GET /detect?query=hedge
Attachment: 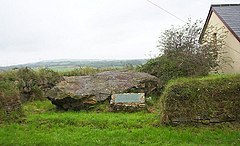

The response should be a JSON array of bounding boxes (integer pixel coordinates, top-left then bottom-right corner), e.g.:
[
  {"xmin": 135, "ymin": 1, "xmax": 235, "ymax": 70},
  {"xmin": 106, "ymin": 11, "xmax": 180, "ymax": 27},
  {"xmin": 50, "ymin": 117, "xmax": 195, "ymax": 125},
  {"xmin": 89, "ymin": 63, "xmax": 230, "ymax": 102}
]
[{"xmin": 160, "ymin": 74, "xmax": 240, "ymax": 125}]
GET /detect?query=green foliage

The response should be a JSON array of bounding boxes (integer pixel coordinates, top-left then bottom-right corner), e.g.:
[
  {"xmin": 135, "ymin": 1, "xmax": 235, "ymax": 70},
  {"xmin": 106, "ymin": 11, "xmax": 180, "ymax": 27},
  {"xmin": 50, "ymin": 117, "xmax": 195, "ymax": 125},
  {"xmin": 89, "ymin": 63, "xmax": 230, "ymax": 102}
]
[
  {"xmin": 139, "ymin": 56, "xmax": 185, "ymax": 91},
  {"xmin": 0, "ymin": 80, "xmax": 19, "ymax": 97},
  {"xmin": 37, "ymin": 68, "xmax": 62, "ymax": 91},
  {"xmin": 0, "ymin": 80, "xmax": 23, "ymax": 123},
  {"xmin": 139, "ymin": 54, "xmax": 210, "ymax": 92},
  {"xmin": 158, "ymin": 19, "xmax": 202, "ymax": 55},
  {"xmin": 0, "ymin": 67, "xmax": 62, "ymax": 102},
  {"xmin": 160, "ymin": 74, "xmax": 240, "ymax": 125},
  {"xmin": 15, "ymin": 67, "xmax": 42, "ymax": 101},
  {"xmin": 139, "ymin": 20, "xmax": 230, "ymax": 92},
  {"xmin": 0, "ymin": 67, "xmax": 118, "ymax": 104},
  {"xmin": 0, "ymin": 69, "xmax": 18, "ymax": 81}
]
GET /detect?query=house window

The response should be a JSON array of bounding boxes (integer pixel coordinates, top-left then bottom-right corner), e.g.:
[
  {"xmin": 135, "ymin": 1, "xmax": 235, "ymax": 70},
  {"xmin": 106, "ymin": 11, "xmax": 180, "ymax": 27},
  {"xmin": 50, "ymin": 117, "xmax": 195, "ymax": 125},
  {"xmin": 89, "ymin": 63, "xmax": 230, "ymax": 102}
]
[{"xmin": 213, "ymin": 33, "xmax": 217, "ymax": 46}]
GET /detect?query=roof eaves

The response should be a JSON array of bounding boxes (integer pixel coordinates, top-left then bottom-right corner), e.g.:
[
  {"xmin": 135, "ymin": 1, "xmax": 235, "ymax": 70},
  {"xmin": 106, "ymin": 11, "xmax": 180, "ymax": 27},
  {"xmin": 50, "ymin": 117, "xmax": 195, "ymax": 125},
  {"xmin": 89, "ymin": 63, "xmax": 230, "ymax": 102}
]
[
  {"xmin": 199, "ymin": 4, "xmax": 240, "ymax": 43},
  {"xmin": 212, "ymin": 7, "xmax": 240, "ymax": 43},
  {"xmin": 199, "ymin": 6, "xmax": 213, "ymax": 43}
]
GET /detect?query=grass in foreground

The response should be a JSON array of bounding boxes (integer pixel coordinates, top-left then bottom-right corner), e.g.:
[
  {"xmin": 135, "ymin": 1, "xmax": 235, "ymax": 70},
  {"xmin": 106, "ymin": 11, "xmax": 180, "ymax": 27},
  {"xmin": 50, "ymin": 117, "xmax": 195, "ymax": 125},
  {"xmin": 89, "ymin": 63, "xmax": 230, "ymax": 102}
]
[{"xmin": 0, "ymin": 101, "xmax": 239, "ymax": 145}]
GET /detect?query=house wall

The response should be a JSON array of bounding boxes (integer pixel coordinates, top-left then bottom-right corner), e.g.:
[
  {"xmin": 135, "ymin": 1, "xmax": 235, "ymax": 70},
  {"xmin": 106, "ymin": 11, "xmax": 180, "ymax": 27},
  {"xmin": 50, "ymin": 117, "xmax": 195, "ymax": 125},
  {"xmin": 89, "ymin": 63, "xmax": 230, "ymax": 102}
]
[{"xmin": 206, "ymin": 11, "xmax": 240, "ymax": 74}]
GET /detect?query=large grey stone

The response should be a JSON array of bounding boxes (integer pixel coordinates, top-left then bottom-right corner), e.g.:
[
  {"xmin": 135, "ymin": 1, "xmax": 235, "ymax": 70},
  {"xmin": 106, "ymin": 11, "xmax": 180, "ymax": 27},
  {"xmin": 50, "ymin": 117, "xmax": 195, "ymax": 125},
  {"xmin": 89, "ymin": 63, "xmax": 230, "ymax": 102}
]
[{"xmin": 47, "ymin": 70, "xmax": 158, "ymax": 110}]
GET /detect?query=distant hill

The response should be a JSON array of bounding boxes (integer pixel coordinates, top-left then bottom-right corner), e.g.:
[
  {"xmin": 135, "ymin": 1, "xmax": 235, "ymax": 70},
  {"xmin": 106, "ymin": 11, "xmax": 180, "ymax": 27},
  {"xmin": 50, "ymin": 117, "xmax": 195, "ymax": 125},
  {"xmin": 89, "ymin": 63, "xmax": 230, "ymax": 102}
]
[{"xmin": 0, "ymin": 59, "xmax": 147, "ymax": 71}]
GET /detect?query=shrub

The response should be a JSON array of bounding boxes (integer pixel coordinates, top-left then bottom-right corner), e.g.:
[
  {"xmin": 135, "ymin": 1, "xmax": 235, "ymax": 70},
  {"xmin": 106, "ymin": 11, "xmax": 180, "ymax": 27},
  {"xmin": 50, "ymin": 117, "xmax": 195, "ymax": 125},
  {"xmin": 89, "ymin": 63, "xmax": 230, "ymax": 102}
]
[
  {"xmin": 37, "ymin": 68, "xmax": 63, "ymax": 91},
  {"xmin": 139, "ymin": 54, "xmax": 210, "ymax": 93},
  {"xmin": 0, "ymin": 80, "xmax": 23, "ymax": 123},
  {"xmin": 16, "ymin": 67, "xmax": 42, "ymax": 101},
  {"xmin": 0, "ymin": 69, "xmax": 18, "ymax": 81},
  {"xmin": 160, "ymin": 74, "xmax": 240, "ymax": 125},
  {"xmin": 0, "ymin": 67, "xmax": 62, "ymax": 102},
  {"xmin": 139, "ymin": 20, "xmax": 231, "ymax": 93},
  {"xmin": 0, "ymin": 68, "xmax": 62, "ymax": 123}
]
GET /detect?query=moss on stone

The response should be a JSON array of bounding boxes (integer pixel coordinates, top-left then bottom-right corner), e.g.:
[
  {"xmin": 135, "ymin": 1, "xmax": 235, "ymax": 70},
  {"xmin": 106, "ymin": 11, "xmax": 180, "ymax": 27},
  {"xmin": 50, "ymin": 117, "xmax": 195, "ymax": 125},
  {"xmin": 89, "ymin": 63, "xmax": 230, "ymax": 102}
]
[{"xmin": 160, "ymin": 74, "xmax": 240, "ymax": 125}]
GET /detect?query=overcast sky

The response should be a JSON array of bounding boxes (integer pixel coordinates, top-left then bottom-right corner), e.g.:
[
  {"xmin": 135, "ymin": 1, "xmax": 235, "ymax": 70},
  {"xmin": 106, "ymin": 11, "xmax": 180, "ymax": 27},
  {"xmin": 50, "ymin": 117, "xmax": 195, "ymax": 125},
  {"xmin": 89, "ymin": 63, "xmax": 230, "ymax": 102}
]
[{"xmin": 0, "ymin": 0, "xmax": 239, "ymax": 66}]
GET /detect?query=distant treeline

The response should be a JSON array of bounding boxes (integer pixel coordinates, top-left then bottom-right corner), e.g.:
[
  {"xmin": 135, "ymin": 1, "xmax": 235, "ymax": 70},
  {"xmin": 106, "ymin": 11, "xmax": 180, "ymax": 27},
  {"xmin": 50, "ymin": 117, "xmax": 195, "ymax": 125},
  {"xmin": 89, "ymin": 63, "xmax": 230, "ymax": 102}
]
[{"xmin": 0, "ymin": 59, "xmax": 147, "ymax": 71}]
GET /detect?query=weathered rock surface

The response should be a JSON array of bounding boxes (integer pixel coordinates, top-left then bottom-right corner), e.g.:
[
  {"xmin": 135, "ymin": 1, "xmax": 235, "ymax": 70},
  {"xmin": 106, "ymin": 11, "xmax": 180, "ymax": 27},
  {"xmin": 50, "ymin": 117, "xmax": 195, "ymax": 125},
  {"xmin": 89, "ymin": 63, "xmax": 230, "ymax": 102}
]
[{"xmin": 47, "ymin": 70, "xmax": 158, "ymax": 110}]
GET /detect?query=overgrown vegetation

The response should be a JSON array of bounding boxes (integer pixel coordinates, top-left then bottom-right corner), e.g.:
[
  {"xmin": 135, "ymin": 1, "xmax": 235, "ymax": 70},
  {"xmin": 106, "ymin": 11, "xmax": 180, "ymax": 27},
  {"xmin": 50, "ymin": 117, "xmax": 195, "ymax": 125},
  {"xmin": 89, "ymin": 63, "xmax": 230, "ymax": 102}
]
[
  {"xmin": 138, "ymin": 20, "xmax": 231, "ymax": 92},
  {"xmin": 0, "ymin": 66, "xmax": 130, "ymax": 122},
  {"xmin": 0, "ymin": 67, "xmax": 62, "ymax": 102},
  {"xmin": 0, "ymin": 80, "xmax": 23, "ymax": 123},
  {"xmin": 16, "ymin": 67, "xmax": 43, "ymax": 101},
  {"xmin": 0, "ymin": 67, "xmax": 112, "ymax": 102},
  {"xmin": 160, "ymin": 74, "xmax": 240, "ymax": 125},
  {"xmin": 0, "ymin": 67, "xmax": 100, "ymax": 122}
]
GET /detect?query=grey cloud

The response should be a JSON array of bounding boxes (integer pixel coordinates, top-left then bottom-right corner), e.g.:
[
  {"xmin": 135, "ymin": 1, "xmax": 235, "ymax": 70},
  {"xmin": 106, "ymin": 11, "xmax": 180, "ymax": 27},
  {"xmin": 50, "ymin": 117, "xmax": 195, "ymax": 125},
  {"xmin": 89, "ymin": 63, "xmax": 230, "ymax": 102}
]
[{"xmin": 0, "ymin": 0, "xmax": 240, "ymax": 66}]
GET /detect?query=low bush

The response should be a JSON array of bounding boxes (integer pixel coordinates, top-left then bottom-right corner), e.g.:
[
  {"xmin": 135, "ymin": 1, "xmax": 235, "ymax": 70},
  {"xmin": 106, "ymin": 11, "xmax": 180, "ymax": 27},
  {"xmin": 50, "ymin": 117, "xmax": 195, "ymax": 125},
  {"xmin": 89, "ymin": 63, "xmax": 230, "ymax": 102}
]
[
  {"xmin": 0, "ymin": 69, "xmax": 18, "ymax": 81},
  {"xmin": 138, "ymin": 54, "xmax": 210, "ymax": 93},
  {"xmin": 0, "ymin": 67, "xmax": 62, "ymax": 102},
  {"xmin": 160, "ymin": 74, "xmax": 240, "ymax": 125},
  {"xmin": 37, "ymin": 68, "xmax": 63, "ymax": 92},
  {"xmin": 16, "ymin": 67, "xmax": 42, "ymax": 101},
  {"xmin": 0, "ymin": 80, "xmax": 23, "ymax": 123}
]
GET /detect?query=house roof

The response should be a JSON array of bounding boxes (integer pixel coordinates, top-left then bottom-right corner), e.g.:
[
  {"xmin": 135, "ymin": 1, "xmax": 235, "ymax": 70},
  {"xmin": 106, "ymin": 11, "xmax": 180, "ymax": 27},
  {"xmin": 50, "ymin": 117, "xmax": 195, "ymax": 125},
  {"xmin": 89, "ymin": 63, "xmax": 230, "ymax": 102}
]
[{"xmin": 199, "ymin": 4, "xmax": 240, "ymax": 43}]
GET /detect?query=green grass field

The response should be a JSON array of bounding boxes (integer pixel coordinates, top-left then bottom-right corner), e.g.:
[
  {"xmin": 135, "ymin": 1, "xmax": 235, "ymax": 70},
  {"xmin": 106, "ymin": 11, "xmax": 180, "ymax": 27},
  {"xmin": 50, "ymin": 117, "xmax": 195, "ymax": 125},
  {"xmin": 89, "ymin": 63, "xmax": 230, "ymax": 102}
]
[{"xmin": 0, "ymin": 101, "xmax": 239, "ymax": 145}]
